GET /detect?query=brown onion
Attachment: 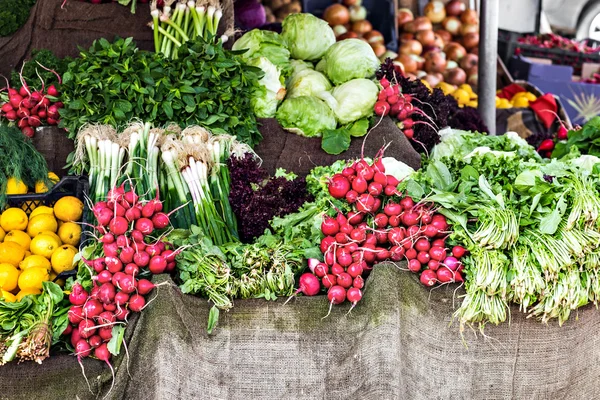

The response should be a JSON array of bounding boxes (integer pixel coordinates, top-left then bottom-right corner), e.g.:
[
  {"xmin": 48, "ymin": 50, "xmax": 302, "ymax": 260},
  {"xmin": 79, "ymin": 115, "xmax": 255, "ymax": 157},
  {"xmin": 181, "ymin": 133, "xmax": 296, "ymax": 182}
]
[
  {"xmin": 460, "ymin": 53, "xmax": 478, "ymax": 71},
  {"xmin": 333, "ymin": 25, "xmax": 348, "ymax": 37},
  {"xmin": 399, "ymin": 39, "xmax": 423, "ymax": 56},
  {"xmin": 324, "ymin": 4, "xmax": 350, "ymax": 26},
  {"xmin": 470, "ymin": 47, "xmax": 479, "ymax": 56},
  {"xmin": 444, "ymin": 42, "xmax": 466, "ymax": 61},
  {"xmin": 446, "ymin": 0, "xmax": 466, "ymax": 16},
  {"xmin": 381, "ymin": 50, "xmax": 398, "ymax": 60},
  {"xmin": 352, "ymin": 20, "xmax": 372, "ymax": 34},
  {"xmin": 468, "ymin": 73, "xmax": 478, "ymax": 88},
  {"xmin": 396, "ymin": 54, "xmax": 418, "ymax": 73},
  {"xmin": 400, "ymin": 32, "xmax": 415, "ymax": 41},
  {"xmin": 415, "ymin": 55, "xmax": 425, "ymax": 70},
  {"xmin": 462, "ymin": 32, "xmax": 479, "ymax": 50},
  {"xmin": 432, "ymin": 33, "xmax": 445, "ymax": 48},
  {"xmin": 416, "ymin": 30, "xmax": 435, "ymax": 47},
  {"xmin": 337, "ymin": 31, "xmax": 359, "ymax": 40},
  {"xmin": 424, "ymin": 1, "xmax": 446, "ymax": 24},
  {"xmin": 405, "ymin": 17, "xmax": 432, "ymax": 33},
  {"xmin": 435, "ymin": 29, "xmax": 452, "ymax": 43},
  {"xmin": 397, "ymin": 8, "xmax": 414, "ymax": 28},
  {"xmin": 444, "ymin": 67, "xmax": 467, "ymax": 85},
  {"xmin": 466, "ymin": 65, "xmax": 478, "ymax": 76},
  {"xmin": 442, "ymin": 16, "xmax": 462, "ymax": 36},
  {"xmin": 460, "ymin": 23, "xmax": 479, "ymax": 36},
  {"xmin": 349, "ymin": 5, "xmax": 367, "ymax": 22},
  {"xmin": 364, "ymin": 30, "xmax": 385, "ymax": 45},
  {"xmin": 461, "ymin": 9, "xmax": 479, "ymax": 25},
  {"xmin": 424, "ymin": 51, "xmax": 447, "ymax": 73},
  {"xmin": 343, "ymin": 0, "xmax": 358, "ymax": 6},
  {"xmin": 371, "ymin": 43, "xmax": 387, "ymax": 58}
]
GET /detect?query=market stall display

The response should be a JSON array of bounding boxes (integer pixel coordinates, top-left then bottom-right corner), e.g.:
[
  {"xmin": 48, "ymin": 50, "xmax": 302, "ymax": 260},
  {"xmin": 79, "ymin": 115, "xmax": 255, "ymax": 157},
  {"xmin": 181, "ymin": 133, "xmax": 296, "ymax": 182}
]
[{"xmin": 2, "ymin": 0, "xmax": 600, "ymax": 398}]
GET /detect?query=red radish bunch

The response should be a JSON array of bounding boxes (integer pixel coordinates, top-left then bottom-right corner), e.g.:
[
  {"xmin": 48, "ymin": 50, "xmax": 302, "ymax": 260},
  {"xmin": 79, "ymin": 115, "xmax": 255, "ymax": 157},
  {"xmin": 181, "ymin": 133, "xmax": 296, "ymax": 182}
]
[
  {"xmin": 0, "ymin": 75, "xmax": 63, "ymax": 137},
  {"xmin": 373, "ymin": 77, "xmax": 420, "ymax": 141},
  {"xmin": 537, "ymin": 124, "xmax": 569, "ymax": 159},
  {"xmin": 65, "ymin": 184, "xmax": 178, "ymax": 366},
  {"xmin": 300, "ymin": 155, "xmax": 467, "ymax": 313}
]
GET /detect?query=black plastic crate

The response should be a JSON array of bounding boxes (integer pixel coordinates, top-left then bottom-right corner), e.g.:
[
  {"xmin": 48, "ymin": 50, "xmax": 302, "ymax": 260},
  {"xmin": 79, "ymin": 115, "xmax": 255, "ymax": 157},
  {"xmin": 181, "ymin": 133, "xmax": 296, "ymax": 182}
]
[
  {"xmin": 6, "ymin": 176, "xmax": 89, "ymax": 281},
  {"xmin": 302, "ymin": 0, "xmax": 397, "ymax": 51},
  {"xmin": 498, "ymin": 30, "xmax": 600, "ymax": 76}
]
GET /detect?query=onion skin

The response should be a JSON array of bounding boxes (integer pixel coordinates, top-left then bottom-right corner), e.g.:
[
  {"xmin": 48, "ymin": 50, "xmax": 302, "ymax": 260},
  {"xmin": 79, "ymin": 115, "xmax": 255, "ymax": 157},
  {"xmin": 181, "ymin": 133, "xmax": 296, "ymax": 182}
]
[
  {"xmin": 337, "ymin": 31, "xmax": 358, "ymax": 40},
  {"xmin": 399, "ymin": 39, "xmax": 423, "ymax": 56},
  {"xmin": 462, "ymin": 32, "xmax": 479, "ymax": 50},
  {"xmin": 364, "ymin": 30, "xmax": 384, "ymax": 45},
  {"xmin": 352, "ymin": 19, "xmax": 372, "ymax": 34},
  {"xmin": 397, "ymin": 8, "xmax": 414, "ymax": 27},
  {"xmin": 444, "ymin": 67, "xmax": 467, "ymax": 85},
  {"xmin": 442, "ymin": 16, "xmax": 462, "ymax": 36},
  {"xmin": 371, "ymin": 43, "xmax": 387, "ymax": 58},
  {"xmin": 404, "ymin": 17, "xmax": 432, "ymax": 33},
  {"xmin": 396, "ymin": 54, "xmax": 418, "ymax": 73},
  {"xmin": 461, "ymin": 9, "xmax": 479, "ymax": 25},
  {"xmin": 446, "ymin": 0, "xmax": 466, "ymax": 16},
  {"xmin": 460, "ymin": 23, "xmax": 479, "ymax": 36},
  {"xmin": 323, "ymin": 4, "xmax": 350, "ymax": 26},
  {"xmin": 424, "ymin": 1, "xmax": 446, "ymax": 24},
  {"xmin": 435, "ymin": 29, "xmax": 452, "ymax": 44},
  {"xmin": 460, "ymin": 53, "xmax": 478, "ymax": 71},
  {"xmin": 424, "ymin": 51, "xmax": 447, "ymax": 74},
  {"xmin": 416, "ymin": 29, "xmax": 435, "ymax": 47},
  {"xmin": 432, "ymin": 33, "xmax": 445, "ymax": 48},
  {"xmin": 444, "ymin": 42, "xmax": 466, "ymax": 61}
]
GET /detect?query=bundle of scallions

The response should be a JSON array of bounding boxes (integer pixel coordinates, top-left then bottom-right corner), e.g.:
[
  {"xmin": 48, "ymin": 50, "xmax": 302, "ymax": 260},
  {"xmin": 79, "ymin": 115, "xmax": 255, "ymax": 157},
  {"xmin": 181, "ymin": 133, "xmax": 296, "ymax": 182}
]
[{"xmin": 150, "ymin": 0, "xmax": 226, "ymax": 59}]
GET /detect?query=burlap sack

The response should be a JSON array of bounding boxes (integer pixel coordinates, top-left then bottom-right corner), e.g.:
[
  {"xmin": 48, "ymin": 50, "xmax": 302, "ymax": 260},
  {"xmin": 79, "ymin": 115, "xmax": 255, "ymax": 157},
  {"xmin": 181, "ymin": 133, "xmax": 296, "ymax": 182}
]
[
  {"xmin": 0, "ymin": 0, "xmax": 234, "ymax": 78},
  {"xmin": 1, "ymin": 264, "xmax": 599, "ymax": 400},
  {"xmin": 254, "ymin": 117, "xmax": 422, "ymax": 176}
]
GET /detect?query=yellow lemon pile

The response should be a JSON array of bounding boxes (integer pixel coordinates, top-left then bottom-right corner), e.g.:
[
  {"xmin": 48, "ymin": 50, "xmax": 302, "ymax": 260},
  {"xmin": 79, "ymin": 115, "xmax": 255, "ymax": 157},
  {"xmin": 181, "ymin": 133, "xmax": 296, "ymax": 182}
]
[
  {"xmin": 436, "ymin": 82, "xmax": 478, "ymax": 108},
  {"xmin": 495, "ymin": 91, "xmax": 538, "ymax": 109},
  {"xmin": 0, "ymin": 195, "xmax": 83, "ymax": 302}
]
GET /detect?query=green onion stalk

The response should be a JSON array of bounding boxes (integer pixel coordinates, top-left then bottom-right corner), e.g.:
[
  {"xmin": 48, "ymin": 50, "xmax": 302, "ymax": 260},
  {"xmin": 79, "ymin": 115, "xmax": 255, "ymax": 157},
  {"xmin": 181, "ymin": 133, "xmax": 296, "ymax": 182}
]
[{"xmin": 151, "ymin": 0, "xmax": 224, "ymax": 59}]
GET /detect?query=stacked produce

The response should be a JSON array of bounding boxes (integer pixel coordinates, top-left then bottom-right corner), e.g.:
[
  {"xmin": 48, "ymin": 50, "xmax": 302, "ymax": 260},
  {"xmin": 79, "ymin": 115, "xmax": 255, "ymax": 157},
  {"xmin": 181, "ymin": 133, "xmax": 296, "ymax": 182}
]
[
  {"xmin": 233, "ymin": 13, "xmax": 380, "ymax": 154},
  {"xmin": 402, "ymin": 128, "xmax": 600, "ymax": 330},
  {"xmin": 396, "ymin": 0, "xmax": 478, "ymax": 91},
  {"xmin": 234, "ymin": 0, "xmax": 301, "ymax": 29},
  {"xmin": 320, "ymin": 0, "xmax": 388, "ymax": 58},
  {"xmin": 65, "ymin": 184, "xmax": 174, "ymax": 376}
]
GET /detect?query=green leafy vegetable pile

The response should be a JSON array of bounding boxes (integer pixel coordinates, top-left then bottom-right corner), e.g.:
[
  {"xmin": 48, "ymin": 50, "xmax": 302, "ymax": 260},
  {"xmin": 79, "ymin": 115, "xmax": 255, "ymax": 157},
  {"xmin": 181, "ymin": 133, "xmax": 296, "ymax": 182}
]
[
  {"xmin": 0, "ymin": 0, "xmax": 36, "ymax": 37},
  {"xmin": 552, "ymin": 116, "xmax": 600, "ymax": 159},
  {"xmin": 59, "ymin": 37, "xmax": 263, "ymax": 146},
  {"xmin": 403, "ymin": 129, "xmax": 600, "ymax": 330}
]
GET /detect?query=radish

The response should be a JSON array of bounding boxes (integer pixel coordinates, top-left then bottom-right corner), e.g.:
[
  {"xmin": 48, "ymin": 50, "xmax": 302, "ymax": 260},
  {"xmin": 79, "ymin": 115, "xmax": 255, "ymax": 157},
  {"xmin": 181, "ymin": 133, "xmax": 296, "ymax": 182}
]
[
  {"xmin": 339, "ymin": 224, "xmax": 353, "ymax": 235},
  {"xmin": 98, "ymin": 326, "xmax": 113, "ymax": 341},
  {"xmin": 437, "ymin": 266, "xmax": 455, "ymax": 283},
  {"xmin": 322, "ymin": 274, "xmax": 337, "ymax": 289},
  {"xmin": 114, "ymin": 203, "xmax": 127, "ymax": 217},
  {"xmin": 355, "ymin": 193, "xmax": 376, "ymax": 213},
  {"xmin": 347, "ymin": 262, "xmax": 364, "ymax": 278},
  {"xmin": 118, "ymin": 274, "xmax": 137, "ymax": 294},
  {"xmin": 131, "ymin": 230, "xmax": 144, "ymax": 244},
  {"xmin": 346, "ymin": 287, "xmax": 363, "ymax": 311},
  {"xmin": 401, "ymin": 211, "xmax": 419, "ymax": 226},
  {"xmin": 71, "ymin": 328, "xmax": 83, "ymax": 348},
  {"xmin": 368, "ymin": 182, "xmax": 383, "ymax": 196},
  {"xmin": 429, "ymin": 246, "xmax": 446, "ymax": 261},
  {"xmin": 78, "ymin": 319, "xmax": 96, "ymax": 339},
  {"xmin": 88, "ymin": 335, "xmax": 102, "ymax": 348},
  {"xmin": 327, "ymin": 285, "xmax": 347, "ymax": 305},
  {"xmin": 336, "ymin": 272, "xmax": 353, "ymax": 288},
  {"xmin": 420, "ymin": 269, "xmax": 437, "ymax": 287},
  {"xmin": 148, "ymin": 255, "xmax": 167, "ymax": 274},
  {"xmin": 328, "ymin": 174, "xmax": 351, "ymax": 199},
  {"xmin": 112, "ymin": 272, "xmax": 126, "ymax": 288},
  {"xmin": 345, "ymin": 190, "xmax": 358, "ymax": 204},
  {"xmin": 331, "ymin": 263, "xmax": 345, "ymax": 276},
  {"xmin": 103, "ymin": 303, "xmax": 117, "ymax": 312},
  {"xmin": 432, "ymin": 238, "xmax": 445, "ymax": 247},
  {"xmin": 415, "ymin": 238, "xmax": 431, "ymax": 252},
  {"xmin": 98, "ymin": 283, "xmax": 116, "ymax": 304},
  {"xmin": 355, "ymin": 161, "xmax": 374, "ymax": 181},
  {"xmin": 321, "ymin": 216, "xmax": 339, "ymax": 236},
  {"xmin": 336, "ymin": 248, "xmax": 353, "ymax": 267},
  {"xmin": 320, "ymin": 236, "xmax": 335, "ymax": 253},
  {"xmin": 68, "ymin": 306, "xmax": 85, "ymax": 324},
  {"xmin": 83, "ymin": 299, "xmax": 104, "ymax": 318},
  {"xmin": 387, "ymin": 227, "xmax": 405, "ymax": 245},
  {"xmin": 97, "ymin": 311, "xmax": 116, "ymax": 325},
  {"xmin": 115, "ymin": 291, "xmax": 129, "ymax": 307},
  {"xmin": 373, "ymin": 172, "xmax": 388, "ymax": 186},
  {"xmin": 452, "ymin": 245, "xmax": 466, "ymax": 258},
  {"xmin": 406, "ymin": 248, "xmax": 417, "ymax": 260},
  {"xmin": 105, "ymin": 257, "xmax": 123, "ymax": 274},
  {"xmin": 384, "ymin": 185, "xmax": 398, "ymax": 196},
  {"xmin": 347, "ymin": 211, "xmax": 364, "ymax": 225},
  {"xmin": 375, "ymin": 231, "xmax": 388, "ymax": 245},
  {"xmin": 390, "ymin": 245, "xmax": 405, "ymax": 261},
  {"xmin": 292, "ymin": 273, "xmax": 321, "ymax": 300},
  {"xmin": 119, "ymin": 247, "xmax": 135, "ymax": 264},
  {"xmin": 428, "ymin": 259, "xmax": 440, "ymax": 271},
  {"xmin": 342, "ymin": 166, "xmax": 355, "ymax": 177},
  {"xmin": 314, "ymin": 263, "xmax": 328, "ymax": 278},
  {"xmin": 128, "ymin": 294, "xmax": 146, "ymax": 312},
  {"xmin": 353, "ymin": 275, "xmax": 364, "ymax": 289},
  {"xmin": 101, "ymin": 233, "xmax": 115, "ymax": 244},
  {"xmin": 417, "ymin": 251, "xmax": 430, "ymax": 265},
  {"xmin": 443, "ymin": 256, "xmax": 460, "ymax": 271},
  {"xmin": 135, "ymin": 218, "xmax": 154, "ymax": 235},
  {"xmin": 103, "ymin": 242, "xmax": 118, "ymax": 258},
  {"xmin": 423, "ymin": 224, "xmax": 439, "ymax": 238},
  {"xmin": 350, "ymin": 228, "xmax": 366, "ymax": 242},
  {"xmin": 75, "ymin": 339, "xmax": 92, "ymax": 358},
  {"xmin": 125, "ymin": 207, "xmax": 141, "ymax": 222},
  {"xmin": 133, "ymin": 251, "xmax": 150, "ymax": 267},
  {"xmin": 346, "ymin": 242, "xmax": 358, "ymax": 254},
  {"xmin": 97, "ymin": 270, "xmax": 113, "ymax": 284},
  {"xmin": 124, "ymin": 263, "xmax": 140, "ymax": 276},
  {"xmin": 115, "ymin": 307, "xmax": 130, "ymax": 321},
  {"xmin": 97, "ymin": 208, "xmax": 113, "ymax": 226},
  {"xmin": 69, "ymin": 283, "xmax": 88, "ymax": 306},
  {"xmin": 137, "ymin": 279, "xmax": 156, "ymax": 295},
  {"xmin": 109, "ymin": 217, "xmax": 129, "ymax": 236},
  {"xmin": 352, "ymin": 176, "xmax": 368, "ymax": 194},
  {"xmin": 374, "ymin": 213, "xmax": 388, "ymax": 228},
  {"xmin": 400, "ymin": 197, "xmax": 415, "ymax": 210},
  {"xmin": 152, "ymin": 212, "xmax": 170, "ymax": 229}
]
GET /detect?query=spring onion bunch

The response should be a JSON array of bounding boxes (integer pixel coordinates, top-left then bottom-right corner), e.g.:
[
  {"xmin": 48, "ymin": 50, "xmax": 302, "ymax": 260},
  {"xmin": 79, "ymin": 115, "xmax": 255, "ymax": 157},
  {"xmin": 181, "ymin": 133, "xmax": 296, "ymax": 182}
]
[{"xmin": 151, "ymin": 0, "xmax": 225, "ymax": 59}]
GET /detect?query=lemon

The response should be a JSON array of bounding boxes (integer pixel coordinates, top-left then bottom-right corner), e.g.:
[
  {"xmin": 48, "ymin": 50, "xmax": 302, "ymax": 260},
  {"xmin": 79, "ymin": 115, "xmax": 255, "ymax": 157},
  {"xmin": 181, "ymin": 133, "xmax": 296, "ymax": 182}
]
[
  {"xmin": 35, "ymin": 172, "xmax": 60, "ymax": 194},
  {"xmin": 6, "ymin": 178, "xmax": 28, "ymax": 195},
  {"xmin": 24, "ymin": 250, "xmax": 31, "ymax": 258},
  {"xmin": 1, "ymin": 290, "xmax": 16, "ymax": 303},
  {"xmin": 512, "ymin": 97, "xmax": 530, "ymax": 108},
  {"xmin": 420, "ymin": 79, "xmax": 432, "ymax": 92},
  {"xmin": 524, "ymin": 92, "xmax": 537, "ymax": 102},
  {"xmin": 30, "ymin": 206, "xmax": 54, "ymax": 219},
  {"xmin": 495, "ymin": 96, "xmax": 502, "ymax": 107},
  {"xmin": 4, "ymin": 230, "xmax": 31, "ymax": 251},
  {"xmin": 452, "ymin": 89, "xmax": 470, "ymax": 105},
  {"xmin": 467, "ymin": 100, "xmax": 478, "ymax": 108},
  {"xmin": 30, "ymin": 234, "xmax": 60, "ymax": 259},
  {"xmin": 53, "ymin": 196, "xmax": 83, "ymax": 222},
  {"xmin": 497, "ymin": 98, "xmax": 512, "ymax": 109},
  {"xmin": 57, "ymin": 222, "xmax": 81, "ymax": 247},
  {"xmin": 27, "ymin": 214, "xmax": 58, "ymax": 237},
  {"xmin": 0, "ymin": 227, "xmax": 5, "ymax": 242},
  {"xmin": 436, "ymin": 82, "xmax": 455, "ymax": 96},
  {"xmin": 20, "ymin": 255, "xmax": 51, "ymax": 271},
  {"xmin": 18, "ymin": 267, "xmax": 49, "ymax": 291},
  {"xmin": 39, "ymin": 231, "xmax": 62, "ymax": 246},
  {"xmin": 0, "ymin": 242, "xmax": 25, "ymax": 266},
  {"xmin": 51, "ymin": 245, "xmax": 77, "ymax": 275},
  {"xmin": 0, "ymin": 263, "xmax": 20, "ymax": 291},
  {"xmin": 16, "ymin": 288, "xmax": 41, "ymax": 301},
  {"xmin": 0, "ymin": 208, "xmax": 28, "ymax": 232}
]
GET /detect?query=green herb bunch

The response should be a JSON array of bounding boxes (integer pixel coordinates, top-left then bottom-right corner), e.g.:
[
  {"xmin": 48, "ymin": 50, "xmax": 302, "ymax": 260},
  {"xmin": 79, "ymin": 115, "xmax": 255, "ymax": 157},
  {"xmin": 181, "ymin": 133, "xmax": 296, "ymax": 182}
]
[
  {"xmin": 59, "ymin": 37, "xmax": 264, "ymax": 146},
  {"xmin": 10, "ymin": 49, "xmax": 71, "ymax": 89},
  {"xmin": 0, "ymin": 0, "xmax": 36, "ymax": 37}
]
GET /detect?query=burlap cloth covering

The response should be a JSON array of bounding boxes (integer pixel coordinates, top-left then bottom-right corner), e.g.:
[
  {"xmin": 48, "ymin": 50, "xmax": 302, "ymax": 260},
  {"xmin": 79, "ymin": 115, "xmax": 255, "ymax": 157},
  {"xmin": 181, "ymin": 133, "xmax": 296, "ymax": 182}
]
[
  {"xmin": 1, "ymin": 263, "xmax": 599, "ymax": 399},
  {"xmin": 0, "ymin": 0, "xmax": 234, "ymax": 78}
]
